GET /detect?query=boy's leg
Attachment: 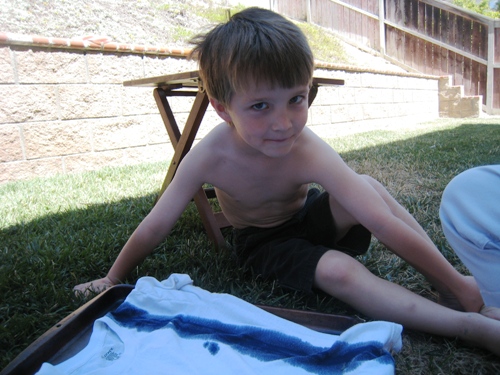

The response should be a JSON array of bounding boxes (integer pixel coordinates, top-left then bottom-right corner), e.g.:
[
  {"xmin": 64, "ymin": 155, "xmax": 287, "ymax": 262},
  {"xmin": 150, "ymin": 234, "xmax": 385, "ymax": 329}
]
[
  {"xmin": 330, "ymin": 175, "xmax": 491, "ymax": 316},
  {"xmin": 314, "ymin": 250, "xmax": 500, "ymax": 355}
]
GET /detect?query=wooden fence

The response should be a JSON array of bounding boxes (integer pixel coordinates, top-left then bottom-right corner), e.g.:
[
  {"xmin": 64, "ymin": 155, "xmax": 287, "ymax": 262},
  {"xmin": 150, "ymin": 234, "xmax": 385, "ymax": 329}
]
[{"xmin": 272, "ymin": 0, "xmax": 500, "ymax": 114}]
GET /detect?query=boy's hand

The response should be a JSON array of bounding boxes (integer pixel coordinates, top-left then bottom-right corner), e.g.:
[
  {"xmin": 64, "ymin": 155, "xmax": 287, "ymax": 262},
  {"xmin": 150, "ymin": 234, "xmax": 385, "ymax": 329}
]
[{"xmin": 73, "ymin": 276, "xmax": 114, "ymax": 297}]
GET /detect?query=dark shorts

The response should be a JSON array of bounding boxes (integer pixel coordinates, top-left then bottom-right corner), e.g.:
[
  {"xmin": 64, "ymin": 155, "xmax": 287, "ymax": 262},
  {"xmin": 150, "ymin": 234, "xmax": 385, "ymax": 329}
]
[{"xmin": 232, "ymin": 188, "xmax": 371, "ymax": 293}]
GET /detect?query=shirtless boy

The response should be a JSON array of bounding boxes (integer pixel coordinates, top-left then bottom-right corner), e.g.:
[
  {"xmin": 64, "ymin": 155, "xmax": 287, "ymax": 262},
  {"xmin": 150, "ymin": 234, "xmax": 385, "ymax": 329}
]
[{"xmin": 75, "ymin": 7, "xmax": 500, "ymax": 355}]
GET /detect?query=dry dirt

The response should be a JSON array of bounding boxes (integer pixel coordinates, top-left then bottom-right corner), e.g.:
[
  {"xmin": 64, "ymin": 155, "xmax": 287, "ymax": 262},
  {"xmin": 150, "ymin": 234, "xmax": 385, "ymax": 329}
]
[
  {"xmin": 0, "ymin": 0, "xmax": 216, "ymax": 47},
  {"xmin": 1, "ymin": 0, "xmax": 405, "ymax": 72}
]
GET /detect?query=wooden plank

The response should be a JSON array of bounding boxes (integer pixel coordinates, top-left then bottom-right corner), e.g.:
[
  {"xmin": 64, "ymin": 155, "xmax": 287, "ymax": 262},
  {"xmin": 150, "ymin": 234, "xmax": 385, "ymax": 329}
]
[
  {"xmin": 495, "ymin": 68, "xmax": 500, "ymax": 109},
  {"xmin": 455, "ymin": 51, "xmax": 464, "ymax": 86},
  {"xmin": 446, "ymin": 13, "xmax": 457, "ymax": 79},
  {"xmin": 360, "ymin": 0, "xmax": 368, "ymax": 45},
  {"xmin": 440, "ymin": 9, "xmax": 450, "ymax": 75},
  {"xmin": 355, "ymin": 1, "xmax": 362, "ymax": 44},
  {"xmin": 496, "ymin": 27, "xmax": 500, "ymax": 64},
  {"xmin": 404, "ymin": 33, "xmax": 417, "ymax": 70},
  {"xmin": 340, "ymin": 2, "xmax": 348, "ymax": 38},
  {"xmin": 462, "ymin": 18, "xmax": 473, "ymax": 55},
  {"xmin": 447, "ymin": 50, "xmax": 456, "ymax": 82},
  {"xmin": 432, "ymin": 5, "xmax": 442, "ymax": 75},
  {"xmin": 386, "ymin": 0, "xmax": 395, "ymax": 23},
  {"xmin": 394, "ymin": 0, "xmax": 403, "ymax": 27},
  {"xmin": 415, "ymin": 1, "xmax": 426, "ymax": 73},
  {"xmin": 440, "ymin": 43, "xmax": 449, "ymax": 75},
  {"xmin": 432, "ymin": 44, "xmax": 442, "ymax": 76},
  {"xmin": 407, "ymin": 0, "xmax": 418, "ymax": 32},
  {"xmin": 370, "ymin": 17, "xmax": 379, "ymax": 50},
  {"xmin": 424, "ymin": 4, "xmax": 434, "ymax": 75},
  {"xmin": 463, "ymin": 56, "xmax": 472, "ymax": 95},
  {"xmin": 385, "ymin": 25, "xmax": 396, "ymax": 60},
  {"xmin": 471, "ymin": 21, "xmax": 481, "ymax": 59},
  {"xmin": 417, "ymin": 0, "xmax": 491, "ymax": 24},
  {"xmin": 331, "ymin": 0, "xmax": 339, "ymax": 32},
  {"xmin": 124, "ymin": 70, "xmax": 199, "ymax": 87},
  {"xmin": 479, "ymin": 22, "xmax": 488, "ymax": 60},
  {"xmin": 479, "ymin": 62, "xmax": 487, "ymax": 104},
  {"xmin": 433, "ymin": 4, "xmax": 441, "ymax": 41},
  {"xmin": 470, "ymin": 59, "xmax": 480, "ymax": 96},
  {"xmin": 455, "ymin": 15, "xmax": 464, "ymax": 85},
  {"xmin": 348, "ymin": 7, "xmax": 355, "ymax": 41},
  {"xmin": 396, "ymin": 28, "xmax": 405, "ymax": 63}
]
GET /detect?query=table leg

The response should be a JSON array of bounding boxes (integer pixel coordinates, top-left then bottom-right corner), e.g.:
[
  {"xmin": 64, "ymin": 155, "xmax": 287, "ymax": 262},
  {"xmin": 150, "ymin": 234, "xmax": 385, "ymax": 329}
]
[{"xmin": 153, "ymin": 88, "xmax": 228, "ymax": 248}]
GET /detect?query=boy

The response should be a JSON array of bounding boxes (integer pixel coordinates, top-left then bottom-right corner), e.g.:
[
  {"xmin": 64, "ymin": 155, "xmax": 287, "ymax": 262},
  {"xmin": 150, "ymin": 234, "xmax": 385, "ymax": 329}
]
[{"xmin": 75, "ymin": 7, "xmax": 500, "ymax": 355}]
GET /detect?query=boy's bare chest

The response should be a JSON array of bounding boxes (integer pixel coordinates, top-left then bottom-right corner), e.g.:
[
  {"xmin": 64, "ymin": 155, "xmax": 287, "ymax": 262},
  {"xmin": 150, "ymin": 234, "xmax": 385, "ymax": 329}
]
[{"xmin": 212, "ymin": 153, "xmax": 306, "ymax": 206}]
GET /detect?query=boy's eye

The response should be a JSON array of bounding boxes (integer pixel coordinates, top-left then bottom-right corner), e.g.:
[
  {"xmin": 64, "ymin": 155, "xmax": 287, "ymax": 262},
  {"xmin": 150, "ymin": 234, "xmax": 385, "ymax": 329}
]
[
  {"xmin": 290, "ymin": 95, "xmax": 304, "ymax": 105},
  {"xmin": 252, "ymin": 102, "xmax": 268, "ymax": 111}
]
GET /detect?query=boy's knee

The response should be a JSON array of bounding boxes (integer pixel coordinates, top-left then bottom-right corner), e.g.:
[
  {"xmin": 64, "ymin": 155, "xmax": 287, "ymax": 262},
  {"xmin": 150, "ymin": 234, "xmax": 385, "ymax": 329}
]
[
  {"xmin": 315, "ymin": 250, "xmax": 358, "ymax": 289},
  {"xmin": 360, "ymin": 174, "xmax": 385, "ymax": 192}
]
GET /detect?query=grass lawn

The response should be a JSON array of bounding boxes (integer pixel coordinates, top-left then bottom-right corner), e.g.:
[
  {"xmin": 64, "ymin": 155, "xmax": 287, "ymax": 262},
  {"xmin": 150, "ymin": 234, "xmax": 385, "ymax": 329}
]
[{"xmin": 1, "ymin": 117, "xmax": 500, "ymax": 373}]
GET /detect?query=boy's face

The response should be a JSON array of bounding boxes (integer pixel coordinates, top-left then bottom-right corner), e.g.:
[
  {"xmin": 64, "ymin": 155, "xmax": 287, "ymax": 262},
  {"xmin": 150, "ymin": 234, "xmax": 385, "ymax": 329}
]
[{"xmin": 211, "ymin": 81, "xmax": 310, "ymax": 158}]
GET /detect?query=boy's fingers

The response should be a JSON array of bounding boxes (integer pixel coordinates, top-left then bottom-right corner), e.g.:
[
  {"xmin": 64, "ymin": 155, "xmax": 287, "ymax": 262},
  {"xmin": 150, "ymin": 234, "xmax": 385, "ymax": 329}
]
[{"xmin": 73, "ymin": 280, "xmax": 109, "ymax": 297}]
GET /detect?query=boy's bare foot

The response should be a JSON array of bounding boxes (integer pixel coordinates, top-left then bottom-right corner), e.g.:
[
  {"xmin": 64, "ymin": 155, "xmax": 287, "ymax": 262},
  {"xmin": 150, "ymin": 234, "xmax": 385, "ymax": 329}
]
[
  {"xmin": 437, "ymin": 276, "xmax": 486, "ymax": 313},
  {"xmin": 480, "ymin": 305, "xmax": 500, "ymax": 321},
  {"xmin": 437, "ymin": 289, "xmax": 464, "ymax": 311}
]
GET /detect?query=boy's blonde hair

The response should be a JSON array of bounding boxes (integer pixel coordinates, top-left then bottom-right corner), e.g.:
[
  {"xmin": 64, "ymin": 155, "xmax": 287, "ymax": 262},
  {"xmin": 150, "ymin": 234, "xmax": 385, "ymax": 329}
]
[{"xmin": 190, "ymin": 7, "xmax": 314, "ymax": 106}]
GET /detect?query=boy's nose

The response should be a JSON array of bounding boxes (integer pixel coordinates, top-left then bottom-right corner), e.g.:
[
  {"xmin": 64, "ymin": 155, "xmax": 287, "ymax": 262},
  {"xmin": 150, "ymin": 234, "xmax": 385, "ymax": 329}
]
[{"xmin": 271, "ymin": 110, "xmax": 292, "ymax": 131}]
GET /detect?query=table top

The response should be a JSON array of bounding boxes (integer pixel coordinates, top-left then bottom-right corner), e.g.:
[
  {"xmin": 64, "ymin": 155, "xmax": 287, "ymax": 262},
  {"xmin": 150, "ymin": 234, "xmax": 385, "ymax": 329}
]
[{"xmin": 123, "ymin": 70, "xmax": 344, "ymax": 89}]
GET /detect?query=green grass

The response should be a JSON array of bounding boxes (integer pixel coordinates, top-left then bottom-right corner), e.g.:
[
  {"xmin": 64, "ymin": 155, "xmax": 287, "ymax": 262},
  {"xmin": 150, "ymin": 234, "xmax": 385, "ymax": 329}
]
[
  {"xmin": 1, "ymin": 118, "xmax": 500, "ymax": 373},
  {"xmin": 297, "ymin": 21, "xmax": 348, "ymax": 63}
]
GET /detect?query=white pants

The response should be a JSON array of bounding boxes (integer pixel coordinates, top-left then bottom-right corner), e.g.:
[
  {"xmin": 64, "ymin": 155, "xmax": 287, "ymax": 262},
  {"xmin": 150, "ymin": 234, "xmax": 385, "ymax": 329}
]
[{"xmin": 440, "ymin": 165, "xmax": 500, "ymax": 307}]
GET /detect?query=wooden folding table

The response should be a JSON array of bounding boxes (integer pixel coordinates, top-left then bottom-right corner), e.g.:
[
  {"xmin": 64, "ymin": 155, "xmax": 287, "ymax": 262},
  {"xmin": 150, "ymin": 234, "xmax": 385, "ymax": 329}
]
[{"xmin": 123, "ymin": 71, "xmax": 344, "ymax": 248}]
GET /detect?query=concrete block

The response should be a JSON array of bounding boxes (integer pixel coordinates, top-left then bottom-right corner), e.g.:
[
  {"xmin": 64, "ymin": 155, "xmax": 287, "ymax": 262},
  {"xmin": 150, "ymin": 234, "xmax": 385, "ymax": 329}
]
[
  {"xmin": 0, "ymin": 85, "xmax": 59, "ymax": 123},
  {"xmin": 92, "ymin": 117, "xmax": 151, "ymax": 151},
  {"xmin": 310, "ymin": 105, "xmax": 331, "ymax": 125},
  {"xmin": 144, "ymin": 55, "xmax": 197, "ymax": 78},
  {"xmin": 0, "ymin": 125, "xmax": 23, "ymax": 162},
  {"xmin": 458, "ymin": 96, "xmax": 481, "ymax": 118},
  {"xmin": 87, "ymin": 52, "xmax": 144, "ymax": 84},
  {"xmin": 438, "ymin": 76, "xmax": 453, "ymax": 91},
  {"xmin": 439, "ymin": 86, "xmax": 464, "ymax": 100},
  {"xmin": 168, "ymin": 96, "xmax": 196, "ymax": 114},
  {"xmin": 121, "ymin": 86, "xmax": 159, "ymax": 116},
  {"xmin": 23, "ymin": 120, "xmax": 92, "ymax": 159},
  {"xmin": 314, "ymin": 86, "xmax": 341, "ymax": 106},
  {"xmin": 0, "ymin": 47, "xmax": 15, "ymax": 83},
  {"xmin": 0, "ymin": 158, "xmax": 63, "ymax": 183},
  {"xmin": 15, "ymin": 48, "xmax": 87, "ymax": 84},
  {"xmin": 63, "ymin": 149, "xmax": 125, "ymax": 173},
  {"xmin": 58, "ymin": 84, "xmax": 121, "ymax": 119},
  {"xmin": 123, "ymin": 144, "xmax": 174, "ymax": 165}
]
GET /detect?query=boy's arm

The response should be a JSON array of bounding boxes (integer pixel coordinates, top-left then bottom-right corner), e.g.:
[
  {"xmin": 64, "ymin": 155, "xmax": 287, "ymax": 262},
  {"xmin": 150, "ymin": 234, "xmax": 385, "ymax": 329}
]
[
  {"xmin": 307, "ymin": 134, "xmax": 478, "ymax": 308},
  {"xmin": 74, "ymin": 147, "xmax": 209, "ymax": 295}
]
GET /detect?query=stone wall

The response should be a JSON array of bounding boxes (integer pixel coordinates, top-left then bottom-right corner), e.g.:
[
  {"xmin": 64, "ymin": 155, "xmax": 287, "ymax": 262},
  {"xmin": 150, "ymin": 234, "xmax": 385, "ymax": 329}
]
[{"xmin": 0, "ymin": 34, "xmax": 440, "ymax": 183}]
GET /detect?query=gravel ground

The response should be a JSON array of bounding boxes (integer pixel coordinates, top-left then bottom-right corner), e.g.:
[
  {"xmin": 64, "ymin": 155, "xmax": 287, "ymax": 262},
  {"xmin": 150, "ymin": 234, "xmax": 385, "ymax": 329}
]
[
  {"xmin": 0, "ymin": 0, "xmax": 406, "ymax": 72},
  {"xmin": 0, "ymin": 0, "xmax": 217, "ymax": 47}
]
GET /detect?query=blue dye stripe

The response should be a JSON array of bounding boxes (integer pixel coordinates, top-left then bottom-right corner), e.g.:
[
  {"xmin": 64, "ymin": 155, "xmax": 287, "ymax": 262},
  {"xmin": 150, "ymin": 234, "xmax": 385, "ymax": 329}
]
[{"xmin": 109, "ymin": 302, "xmax": 393, "ymax": 374}]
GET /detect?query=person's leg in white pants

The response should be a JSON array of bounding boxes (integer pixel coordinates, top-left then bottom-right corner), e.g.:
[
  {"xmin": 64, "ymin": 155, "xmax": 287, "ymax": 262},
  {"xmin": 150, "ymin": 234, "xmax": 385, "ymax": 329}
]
[{"xmin": 440, "ymin": 165, "xmax": 500, "ymax": 307}]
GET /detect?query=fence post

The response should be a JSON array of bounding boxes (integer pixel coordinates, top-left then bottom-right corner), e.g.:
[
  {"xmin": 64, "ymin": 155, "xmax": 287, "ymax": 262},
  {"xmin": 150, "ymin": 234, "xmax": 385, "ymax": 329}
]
[
  {"xmin": 486, "ymin": 19, "xmax": 494, "ymax": 114},
  {"xmin": 306, "ymin": 0, "xmax": 311, "ymax": 23},
  {"xmin": 379, "ymin": 0, "xmax": 386, "ymax": 55}
]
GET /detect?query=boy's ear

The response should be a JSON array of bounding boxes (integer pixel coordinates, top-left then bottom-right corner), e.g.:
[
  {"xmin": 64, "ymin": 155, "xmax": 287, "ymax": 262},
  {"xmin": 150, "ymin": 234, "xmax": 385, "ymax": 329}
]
[{"xmin": 210, "ymin": 98, "xmax": 232, "ymax": 123}]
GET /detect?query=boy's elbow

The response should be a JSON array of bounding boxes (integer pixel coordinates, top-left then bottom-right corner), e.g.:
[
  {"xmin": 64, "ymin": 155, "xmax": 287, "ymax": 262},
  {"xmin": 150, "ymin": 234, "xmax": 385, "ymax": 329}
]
[{"xmin": 132, "ymin": 221, "xmax": 167, "ymax": 251}]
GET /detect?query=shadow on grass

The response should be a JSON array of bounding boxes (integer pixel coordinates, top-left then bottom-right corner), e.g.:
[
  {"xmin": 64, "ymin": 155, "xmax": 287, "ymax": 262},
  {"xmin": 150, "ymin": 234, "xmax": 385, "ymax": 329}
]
[{"xmin": 1, "ymin": 122, "xmax": 499, "ymax": 371}]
